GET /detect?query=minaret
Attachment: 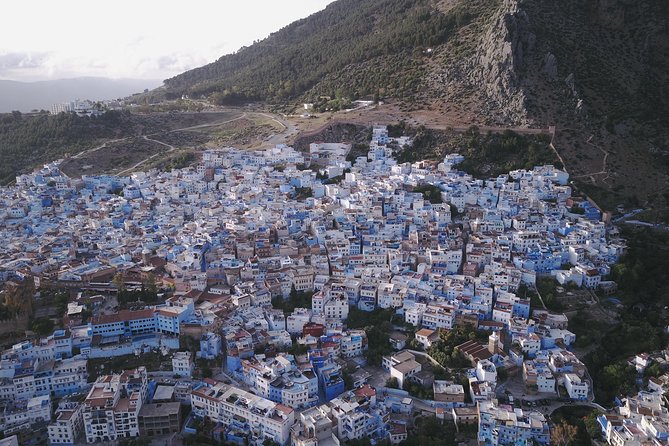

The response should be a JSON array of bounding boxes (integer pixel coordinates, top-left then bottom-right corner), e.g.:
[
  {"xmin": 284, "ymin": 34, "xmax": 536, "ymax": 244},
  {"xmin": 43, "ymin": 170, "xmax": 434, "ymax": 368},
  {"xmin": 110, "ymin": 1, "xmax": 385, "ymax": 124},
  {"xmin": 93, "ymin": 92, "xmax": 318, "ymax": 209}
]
[
  {"xmin": 488, "ymin": 331, "xmax": 501, "ymax": 354},
  {"xmin": 142, "ymin": 247, "xmax": 151, "ymax": 265}
]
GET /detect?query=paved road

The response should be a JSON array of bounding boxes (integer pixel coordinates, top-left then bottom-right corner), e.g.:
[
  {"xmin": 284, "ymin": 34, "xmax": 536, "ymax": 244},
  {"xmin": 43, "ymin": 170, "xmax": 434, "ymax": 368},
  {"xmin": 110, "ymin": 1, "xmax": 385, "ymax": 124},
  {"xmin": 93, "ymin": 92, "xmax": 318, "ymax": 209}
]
[{"xmin": 260, "ymin": 113, "xmax": 300, "ymax": 147}]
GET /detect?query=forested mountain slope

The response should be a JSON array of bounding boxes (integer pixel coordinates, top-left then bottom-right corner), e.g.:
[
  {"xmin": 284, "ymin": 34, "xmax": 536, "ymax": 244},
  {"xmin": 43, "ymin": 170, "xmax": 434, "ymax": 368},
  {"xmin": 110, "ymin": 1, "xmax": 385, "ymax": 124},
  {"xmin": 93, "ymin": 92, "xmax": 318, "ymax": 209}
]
[{"xmin": 163, "ymin": 0, "xmax": 497, "ymax": 103}]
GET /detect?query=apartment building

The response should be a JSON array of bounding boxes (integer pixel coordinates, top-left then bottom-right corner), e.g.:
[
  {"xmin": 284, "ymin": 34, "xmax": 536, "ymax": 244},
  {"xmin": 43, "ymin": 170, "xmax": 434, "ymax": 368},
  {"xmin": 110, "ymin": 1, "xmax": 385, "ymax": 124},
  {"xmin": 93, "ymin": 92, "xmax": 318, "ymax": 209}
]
[
  {"xmin": 47, "ymin": 398, "xmax": 84, "ymax": 445},
  {"xmin": 81, "ymin": 367, "xmax": 148, "ymax": 443},
  {"xmin": 477, "ymin": 400, "xmax": 550, "ymax": 446},
  {"xmin": 138, "ymin": 402, "xmax": 182, "ymax": 436},
  {"xmin": 191, "ymin": 380, "xmax": 295, "ymax": 445},
  {"xmin": 172, "ymin": 351, "xmax": 194, "ymax": 378}
]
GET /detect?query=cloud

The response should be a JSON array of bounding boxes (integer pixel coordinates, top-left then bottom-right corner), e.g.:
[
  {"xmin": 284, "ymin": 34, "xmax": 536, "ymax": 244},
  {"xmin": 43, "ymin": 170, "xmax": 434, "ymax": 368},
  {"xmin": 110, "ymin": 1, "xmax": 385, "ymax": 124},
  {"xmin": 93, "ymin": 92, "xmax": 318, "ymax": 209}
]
[
  {"xmin": 0, "ymin": 51, "xmax": 50, "ymax": 76},
  {"xmin": 155, "ymin": 53, "xmax": 209, "ymax": 73},
  {"xmin": 0, "ymin": 1, "xmax": 337, "ymax": 81},
  {"xmin": 157, "ymin": 55, "xmax": 181, "ymax": 71}
]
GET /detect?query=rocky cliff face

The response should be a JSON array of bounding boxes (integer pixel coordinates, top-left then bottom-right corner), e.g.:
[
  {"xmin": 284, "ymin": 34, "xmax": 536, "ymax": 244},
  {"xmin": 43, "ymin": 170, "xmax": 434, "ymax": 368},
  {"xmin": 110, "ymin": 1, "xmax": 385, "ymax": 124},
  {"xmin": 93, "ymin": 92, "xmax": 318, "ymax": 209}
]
[
  {"xmin": 467, "ymin": 0, "xmax": 534, "ymax": 126},
  {"xmin": 425, "ymin": 0, "xmax": 668, "ymax": 205}
]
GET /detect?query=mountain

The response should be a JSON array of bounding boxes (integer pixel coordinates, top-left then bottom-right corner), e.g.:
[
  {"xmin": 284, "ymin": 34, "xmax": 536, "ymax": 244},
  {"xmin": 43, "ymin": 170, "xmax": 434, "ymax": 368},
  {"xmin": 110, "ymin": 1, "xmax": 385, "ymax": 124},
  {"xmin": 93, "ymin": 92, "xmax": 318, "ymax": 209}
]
[
  {"xmin": 163, "ymin": 0, "xmax": 495, "ymax": 103},
  {"xmin": 164, "ymin": 0, "xmax": 669, "ymax": 209},
  {"xmin": 0, "ymin": 77, "xmax": 162, "ymax": 112}
]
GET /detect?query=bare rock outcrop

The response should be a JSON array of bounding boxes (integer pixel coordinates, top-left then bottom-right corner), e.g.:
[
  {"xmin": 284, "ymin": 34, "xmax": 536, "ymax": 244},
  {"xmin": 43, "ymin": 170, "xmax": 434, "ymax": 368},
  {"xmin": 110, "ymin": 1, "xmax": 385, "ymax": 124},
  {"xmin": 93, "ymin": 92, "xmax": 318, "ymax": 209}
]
[
  {"xmin": 467, "ymin": 0, "xmax": 535, "ymax": 126},
  {"xmin": 542, "ymin": 53, "xmax": 558, "ymax": 80}
]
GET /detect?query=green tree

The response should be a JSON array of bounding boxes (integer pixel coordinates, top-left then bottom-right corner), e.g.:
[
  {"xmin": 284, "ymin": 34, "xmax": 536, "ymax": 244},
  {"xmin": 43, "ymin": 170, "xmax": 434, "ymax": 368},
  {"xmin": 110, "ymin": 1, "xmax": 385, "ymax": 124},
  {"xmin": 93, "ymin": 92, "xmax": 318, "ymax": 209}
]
[
  {"xmin": 386, "ymin": 377, "xmax": 399, "ymax": 388},
  {"xmin": 399, "ymin": 416, "xmax": 456, "ymax": 446},
  {"xmin": 644, "ymin": 362, "xmax": 663, "ymax": 378},
  {"xmin": 599, "ymin": 362, "xmax": 636, "ymax": 399},
  {"xmin": 112, "ymin": 271, "xmax": 126, "ymax": 292},
  {"xmin": 584, "ymin": 413, "xmax": 603, "ymax": 440},
  {"xmin": 142, "ymin": 272, "xmax": 158, "ymax": 294},
  {"xmin": 31, "ymin": 317, "xmax": 55, "ymax": 336},
  {"xmin": 343, "ymin": 369, "xmax": 354, "ymax": 390}
]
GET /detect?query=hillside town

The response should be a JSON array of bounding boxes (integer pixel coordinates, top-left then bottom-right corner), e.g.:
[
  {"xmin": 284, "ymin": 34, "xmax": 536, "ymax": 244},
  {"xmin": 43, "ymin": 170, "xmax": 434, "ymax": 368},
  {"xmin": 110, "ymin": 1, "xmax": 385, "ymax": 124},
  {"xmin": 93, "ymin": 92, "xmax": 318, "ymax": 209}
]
[{"xmin": 0, "ymin": 125, "xmax": 654, "ymax": 446}]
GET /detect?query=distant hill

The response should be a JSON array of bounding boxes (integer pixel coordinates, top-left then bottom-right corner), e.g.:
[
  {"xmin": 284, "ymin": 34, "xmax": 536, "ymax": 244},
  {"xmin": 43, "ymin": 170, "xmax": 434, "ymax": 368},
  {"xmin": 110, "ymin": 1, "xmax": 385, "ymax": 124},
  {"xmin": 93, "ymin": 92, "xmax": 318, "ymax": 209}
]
[{"xmin": 0, "ymin": 77, "xmax": 161, "ymax": 112}]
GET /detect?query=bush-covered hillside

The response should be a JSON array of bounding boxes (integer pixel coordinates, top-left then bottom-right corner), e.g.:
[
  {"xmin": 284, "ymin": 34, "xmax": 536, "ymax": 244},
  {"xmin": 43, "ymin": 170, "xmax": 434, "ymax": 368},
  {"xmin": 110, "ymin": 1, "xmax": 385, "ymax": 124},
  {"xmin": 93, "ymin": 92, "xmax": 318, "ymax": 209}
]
[
  {"xmin": 0, "ymin": 110, "xmax": 233, "ymax": 184},
  {"xmin": 163, "ymin": 0, "xmax": 496, "ymax": 103},
  {"xmin": 394, "ymin": 124, "xmax": 558, "ymax": 178},
  {"xmin": 0, "ymin": 111, "xmax": 136, "ymax": 184}
]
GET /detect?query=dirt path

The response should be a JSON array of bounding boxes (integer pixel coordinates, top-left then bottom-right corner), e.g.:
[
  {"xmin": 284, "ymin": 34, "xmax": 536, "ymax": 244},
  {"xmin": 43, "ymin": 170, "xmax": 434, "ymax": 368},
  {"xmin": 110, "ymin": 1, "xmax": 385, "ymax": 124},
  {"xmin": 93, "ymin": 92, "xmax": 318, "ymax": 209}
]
[
  {"xmin": 263, "ymin": 114, "xmax": 300, "ymax": 146},
  {"xmin": 572, "ymin": 134, "xmax": 611, "ymax": 185},
  {"xmin": 156, "ymin": 113, "xmax": 248, "ymax": 134},
  {"xmin": 110, "ymin": 113, "xmax": 251, "ymax": 176},
  {"xmin": 115, "ymin": 135, "xmax": 179, "ymax": 176},
  {"xmin": 71, "ymin": 137, "xmax": 130, "ymax": 160}
]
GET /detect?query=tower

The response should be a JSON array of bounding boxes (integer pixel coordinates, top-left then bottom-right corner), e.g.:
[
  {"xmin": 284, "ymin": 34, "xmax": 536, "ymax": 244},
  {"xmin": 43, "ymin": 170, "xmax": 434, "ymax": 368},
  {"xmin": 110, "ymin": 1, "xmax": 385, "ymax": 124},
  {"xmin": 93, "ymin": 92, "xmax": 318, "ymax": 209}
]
[{"xmin": 488, "ymin": 331, "xmax": 502, "ymax": 355}]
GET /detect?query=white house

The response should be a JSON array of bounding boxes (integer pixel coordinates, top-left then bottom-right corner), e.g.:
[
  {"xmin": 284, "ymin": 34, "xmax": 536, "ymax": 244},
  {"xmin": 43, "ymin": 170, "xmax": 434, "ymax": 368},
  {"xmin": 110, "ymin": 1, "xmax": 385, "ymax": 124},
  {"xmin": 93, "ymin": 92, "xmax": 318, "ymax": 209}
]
[
  {"xmin": 172, "ymin": 351, "xmax": 194, "ymax": 378},
  {"xmin": 564, "ymin": 373, "xmax": 588, "ymax": 400}
]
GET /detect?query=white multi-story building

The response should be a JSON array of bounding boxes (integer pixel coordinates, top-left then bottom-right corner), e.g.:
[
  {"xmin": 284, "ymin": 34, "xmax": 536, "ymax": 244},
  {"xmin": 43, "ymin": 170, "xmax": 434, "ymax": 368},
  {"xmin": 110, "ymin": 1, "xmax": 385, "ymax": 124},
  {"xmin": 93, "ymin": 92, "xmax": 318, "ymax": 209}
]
[
  {"xmin": 339, "ymin": 330, "xmax": 367, "ymax": 358},
  {"xmin": 323, "ymin": 297, "xmax": 349, "ymax": 320},
  {"xmin": 523, "ymin": 360, "xmax": 556, "ymax": 395},
  {"xmin": 172, "ymin": 351, "xmax": 194, "ymax": 378},
  {"xmin": 404, "ymin": 304, "xmax": 426, "ymax": 327},
  {"xmin": 475, "ymin": 359, "xmax": 497, "ymax": 384},
  {"xmin": 382, "ymin": 351, "xmax": 421, "ymax": 388},
  {"xmin": 0, "ymin": 394, "xmax": 51, "ymax": 434},
  {"xmin": 421, "ymin": 304, "xmax": 455, "ymax": 330},
  {"xmin": 564, "ymin": 373, "xmax": 589, "ymax": 401},
  {"xmin": 90, "ymin": 297, "xmax": 194, "ymax": 338},
  {"xmin": 427, "ymin": 249, "xmax": 462, "ymax": 273},
  {"xmin": 287, "ymin": 308, "xmax": 311, "ymax": 335},
  {"xmin": 82, "ymin": 367, "xmax": 147, "ymax": 443},
  {"xmin": 291, "ymin": 268, "xmax": 315, "ymax": 292},
  {"xmin": 191, "ymin": 380, "xmax": 295, "ymax": 445},
  {"xmin": 477, "ymin": 400, "xmax": 550, "ymax": 446},
  {"xmin": 516, "ymin": 333, "xmax": 541, "ymax": 357},
  {"xmin": 290, "ymin": 404, "xmax": 337, "ymax": 446},
  {"xmin": 48, "ymin": 399, "xmax": 84, "ymax": 445},
  {"xmin": 199, "ymin": 332, "xmax": 222, "ymax": 359},
  {"xmin": 329, "ymin": 386, "xmax": 387, "ymax": 442}
]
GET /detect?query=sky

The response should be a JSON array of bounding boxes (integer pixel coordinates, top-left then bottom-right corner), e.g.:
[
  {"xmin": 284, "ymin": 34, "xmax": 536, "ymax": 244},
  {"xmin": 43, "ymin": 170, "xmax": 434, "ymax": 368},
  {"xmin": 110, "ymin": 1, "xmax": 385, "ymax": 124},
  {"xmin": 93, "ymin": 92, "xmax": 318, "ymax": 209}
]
[{"xmin": 1, "ymin": 0, "xmax": 336, "ymax": 83}]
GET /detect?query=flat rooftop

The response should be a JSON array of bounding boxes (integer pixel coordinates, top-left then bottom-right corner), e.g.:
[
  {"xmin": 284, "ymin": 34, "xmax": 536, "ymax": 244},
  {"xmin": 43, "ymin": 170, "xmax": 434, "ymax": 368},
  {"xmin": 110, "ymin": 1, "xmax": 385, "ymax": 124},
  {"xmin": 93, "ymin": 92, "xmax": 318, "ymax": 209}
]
[
  {"xmin": 153, "ymin": 385, "xmax": 175, "ymax": 402},
  {"xmin": 139, "ymin": 402, "xmax": 181, "ymax": 418}
]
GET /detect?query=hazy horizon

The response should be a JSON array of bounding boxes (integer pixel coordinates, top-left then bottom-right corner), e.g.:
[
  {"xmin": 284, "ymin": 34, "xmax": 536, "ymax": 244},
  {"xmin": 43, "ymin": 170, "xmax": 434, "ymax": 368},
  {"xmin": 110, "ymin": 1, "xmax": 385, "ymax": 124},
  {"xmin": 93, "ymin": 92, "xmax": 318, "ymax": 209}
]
[
  {"xmin": 1, "ymin": 0, "xmax": 336, "ymax": 82},
  {"xmin": 0, "ymin": 77, "xmax": 163, "ymax": 112}
]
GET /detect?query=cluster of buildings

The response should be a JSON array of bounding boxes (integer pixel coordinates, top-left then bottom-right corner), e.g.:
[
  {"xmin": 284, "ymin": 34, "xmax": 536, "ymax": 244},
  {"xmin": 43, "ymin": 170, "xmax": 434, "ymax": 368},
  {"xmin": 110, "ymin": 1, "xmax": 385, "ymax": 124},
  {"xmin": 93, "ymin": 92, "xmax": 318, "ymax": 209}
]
[
  {"xmin": 595, "ymin": 351, "xmax": 669, "ymax": 446},
  {"xmin": 477, "ymin": 400, "xmax": 550, "ymax": 446},
  {"xmin": 47, "ymin": 366, "xmax": 183, "ymax": 444},
  {"xmin": 0, "ymin": 124, "xmax": 629, "ymax": 445},
  {"xmin": 0, "ymin": 331, "xmax": 88, "ymax": 436},
  {"xmin": 49, "ymin": 100, "xmax": 104, "ymax": 117}
]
